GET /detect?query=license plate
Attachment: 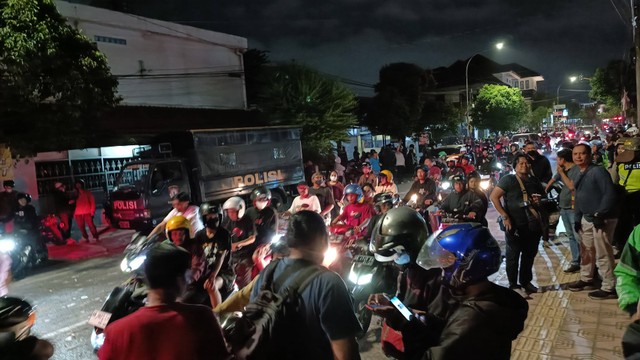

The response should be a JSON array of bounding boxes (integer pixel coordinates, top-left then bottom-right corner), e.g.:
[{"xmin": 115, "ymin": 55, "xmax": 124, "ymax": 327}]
[
  {"xmin": 88, "ymin": 310, "xmax": 112, "ymax": 329},
  {"xmin": 118, "ymin": 221, "xmax": 130, "ymax": 229},
  {"xmin": 354, "ymin": 255, "xmax": 375, "ymax": 266}
]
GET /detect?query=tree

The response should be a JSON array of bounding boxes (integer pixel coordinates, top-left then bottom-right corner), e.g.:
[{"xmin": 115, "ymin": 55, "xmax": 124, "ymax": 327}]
[
  {"xmin": 421, "ymin": 100, "xmax": 462, "ymax": 141},
  {"xmin": 366, "ymin": 63, "xmax": 434, "ymax": 138},
  {"xmin": 0, "ymin": 0, "xmax": 119, "ymax": 155},
  {"xmin": 257, "ymin": 63, "xmax": 358, "ymax": 161},
  {"xmin": 243, "ymin": 49, "xmax": 270, "ymax": 107},
  {"xmin": 470, "ymin": 85, "xmax": 528, "ymax": 132},
  {"xmin": 524, "ymin": 106, "xmax": 550, "ymax": 130},
  {"xmin": 589, "ymin": 60, "xmax": 634, "ymax": 108}
]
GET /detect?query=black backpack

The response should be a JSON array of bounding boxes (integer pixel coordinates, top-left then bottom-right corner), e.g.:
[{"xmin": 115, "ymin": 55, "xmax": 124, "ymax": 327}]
[{"xmin": 223, "ymin": 259, "xmax": 325, "ymax": 360}]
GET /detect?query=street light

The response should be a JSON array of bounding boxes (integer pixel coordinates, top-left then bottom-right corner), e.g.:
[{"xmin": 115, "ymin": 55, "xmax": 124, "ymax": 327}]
[
  {"xmin": 465, "ymin": 42, "xmax": 505, "ymax": 136},
  {"xmin": 556, "ymin": 76, "xmax": 577, "ymax": 104}
]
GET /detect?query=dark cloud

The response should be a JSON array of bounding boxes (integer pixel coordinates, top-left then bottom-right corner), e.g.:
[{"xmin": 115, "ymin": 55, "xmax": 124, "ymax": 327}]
[{"xmin": 79, "ymin": 0, "xmax": 632, "ymax": 95}]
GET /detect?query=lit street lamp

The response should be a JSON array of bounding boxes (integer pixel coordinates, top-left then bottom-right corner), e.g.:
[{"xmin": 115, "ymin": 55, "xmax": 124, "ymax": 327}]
[
  {"xmin": 465, "ymin": 42, "xmax": 504, "ymax": 136},
  {"xmin": 556, "ymin": 76, "xmax": 577, "ymax": 104}
]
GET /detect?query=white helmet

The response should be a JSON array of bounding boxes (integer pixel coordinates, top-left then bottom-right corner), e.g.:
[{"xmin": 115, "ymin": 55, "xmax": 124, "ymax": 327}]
[
  {"xmin": 223, "ymin": 196, "xmax": 245, "ymax": 218},
  {"xmin": 626, "ymin": 126, "xmax": 639, "ymax": 136}
]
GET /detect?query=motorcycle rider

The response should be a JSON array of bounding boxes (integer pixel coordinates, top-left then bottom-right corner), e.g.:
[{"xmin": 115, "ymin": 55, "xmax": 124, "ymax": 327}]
[
  {"xmin": 366, "ymin": 193, "xmax": 395, "ymax": 239},
  {"xmin": 332, "ymin": 184, "xmax": 373, "ymax": 233},
  {"xmin": 0, "ymin": 180, "xmax": 18, "ymax": 230},
  {"xmin": 466, "ymin": 172, "xmax": 489, "ymax": 226},
  {"xmin": 375, "ymin": 170, "xmax": 398, "ymax": 195},
  {"xmin": 459, "ymin": 155, "xmax": 476, "ymax": 175},
  {"xmin": 368, "ymin": 207, "xmax": 446, "ymax": 359},
  {"xmin": 149, "ymin": 192, "xmax": 204, "ymax": 239},
  {"xmin": 14, "ymin": 193, "xmax": 38, "ymax": 232},
  {"xmin": 284, "ymin": 181, "xmax": 321, "ymax": 216},
  {"xmin": 415, "ymin": 223, "xmax": 529, "ymax": 359},
  {"xmin": 358, "ymin": 161, "xmax": 378, "ymax": 188},
  {"xmin": 476, "ymin": 148, "xmax": 494, "ymax": 174},
  {"xmin": 222, "ymin": 196, "xmax": 256, "ymax": 288},
  {"xmin": 403, "ymin": 166, "xmax": 437, "ymax": 208},
  {"xmin": 440, "ymin": 174, "xmax": 484, "ymax": 222},
  {"xmin": 506, "ymin": 143, "xmax": 520, "ymax": 165},
  {"xmin": 190, "ymin": 203, "xmax": 234, "ymax": 308},
  {"xmin": 244, "ymin": 186, "xmax": 279, "ymax": 276}
]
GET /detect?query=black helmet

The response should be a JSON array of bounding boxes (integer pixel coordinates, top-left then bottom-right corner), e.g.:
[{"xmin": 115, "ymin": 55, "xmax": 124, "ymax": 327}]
[
  {"xmin": 370, "ymin": 207, "xmax": 429, "ymax": 265},
  {"xmin": 0, "ymin": 297, "xmax": 35, "ymax": 340},
  {"xmin": 450, "ymin": 174, "xmax": 466, "ymax": 183},
  {"xmin": 17, "ymin": 193, "xmax": 32, "ymax": 203},
  {"xmin": 250, "ymin": 186, "xmax": 272, "ymax": 201},
  {"xmin": 467, "ymin": 171, "xmax": 480, "ymax": 180},
  {"xmin": 373, "ymin": 193, "xmax": 394, "ymax": 207},
  {"xmin": 2, "ymin": 180, "xmax": 14, "ymax": 188},
  {"xmin": 200, "ymin": 202, "xmax": 222, "ymax": 217}
]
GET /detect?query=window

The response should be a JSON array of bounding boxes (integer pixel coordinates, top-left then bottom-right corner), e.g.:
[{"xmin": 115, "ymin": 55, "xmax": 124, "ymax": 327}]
[
  {"xmin": 94, "ymin": 35, "xmax": 127, "ymax": 45},
  {"xmin": 150, "ymin": 162, "xmax": 183, "ymax": 192},
  {"xmin": 513, "ymin": 79, "xmax": 519, "ymax": 88},
  {"xmin": 219, "ymin": 152, "xmax": 237, "ymax": 167},
  {"xmin": 520, "ymin": 81, "xmax": 524, "ymax": 89},
  {"xmin": 273, "ymin": 147, "xmax": 286, "ymax": 159},
  {"xmin": 525, "ymin": 80, "xmax": 530, "ymax": 90}
]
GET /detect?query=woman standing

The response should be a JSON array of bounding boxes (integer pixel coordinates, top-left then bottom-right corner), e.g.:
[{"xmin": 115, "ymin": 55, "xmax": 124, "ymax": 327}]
[{"xmin": 328, "ymin": 170, "xmax": 345, "ymax": 220}]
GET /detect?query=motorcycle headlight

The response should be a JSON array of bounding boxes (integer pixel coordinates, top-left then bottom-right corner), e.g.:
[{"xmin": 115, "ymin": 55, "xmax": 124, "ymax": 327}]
[
  {"xmin": 410, "ymin": 194, "xmax": 418, "ymax": 203},
  {"xmin": 271, "ymin": 234, "xmax": 283, "ymax": 244},
  {"xmin": 0, "ymin": 238, "xmax": 16, "ymax": 253},
  {"xmin": 322, "ymin": 246, "xmax": 338, "ymax": 267},
  {"xmin": 441, "ymin": 182, "xmax": 451, "ymax": 190},
  {"xmin": 496, "ymin": 163, "xmax": 503, "ymax": 169},
  {"xmin": 119, "ymin": 258, "xmax": 129, "ymax": 272},
  {"xmin": 120, "ymin": 255, "xmax": 146, "ymax": 272},
  {"xmin": 348, "ymin": 271, "xmax": 373, "ymax": 285},
  {"xmin": 480, "ymin": 180, "xmax": 490, "ymax": 190}
]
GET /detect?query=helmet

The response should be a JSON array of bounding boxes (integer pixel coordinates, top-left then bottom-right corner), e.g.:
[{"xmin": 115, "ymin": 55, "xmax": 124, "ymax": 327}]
[
  {"xmin": 250, "ymin": 186, "xmax": 272, "ymax": 201},
  {"xmin": 165, "ymin": 215, "xmax": 190, "ymax": 238},
  {"xmin": 223, "ymin": 196, "xmax": 246, "ymax": 219},
  {"xmin": 75, "ymin": 179, "xmax": 85, "ymax": 188},
  {"xmin": 466, "ymin": 171, "xmax": 480, "ymax": 180},
  {"xmin": 361, "ymin": 161, "xmax": 371, "ymax": 168},
  {"xmin": 17, "ymin": 193, "xmax": 32, "ymax": 203},
  {"xmin": 438, "ymin": 151, "xmax": 447, "ymax": 158},
  {"xmin": 417, "ymin": 223, "xmax": 501, "ymax": 289},
  {"xmin": 0, "ymin": 297, "xmax": 35, "ymax": 341},
  {"xmin": 627, "ymin": 126, "xmax": 639, "ymax": 136},
  {"xmin": 373, "ymin": 193, "xmax": 394, "ymax": 207},
  {"xmin": 379, "ymin": 170, "xmax": 393, "ymax": 182},
  {"xmin": 344, "ymin": 184, "xmax": 364, "ymax": 203},
  {"xmin": 2, "ymin": 180, "xmax": 14, "ymax": 188},
  {"xmin": 415, "ymin": 165, "xmax": 429, "ymax": 174},
  {"xmin": 370, "ymin": 207, "xmax": 429, "ymax": 265},
  {"xmin": 460, "ymin": 147, "xmax": 467, "ymax": 153},
  {"xmin": 200, "ymin": 202, "xmax": 221, "ymax": 218},
  {"xmin": 450, "ymin": 174, "xmax": 466, "ymax": 184}
]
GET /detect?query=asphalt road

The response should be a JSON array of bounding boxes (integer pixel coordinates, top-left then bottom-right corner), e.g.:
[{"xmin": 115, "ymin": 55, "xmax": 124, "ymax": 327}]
[{"xmin": 8, "ymin": 256, "xmax": 129, "ymax": 360}]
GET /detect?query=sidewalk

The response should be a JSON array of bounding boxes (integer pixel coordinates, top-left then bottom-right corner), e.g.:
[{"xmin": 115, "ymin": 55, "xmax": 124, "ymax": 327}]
[{"xmin": 47, "ymin": 226, "xmax": 135, "ymax": 261}]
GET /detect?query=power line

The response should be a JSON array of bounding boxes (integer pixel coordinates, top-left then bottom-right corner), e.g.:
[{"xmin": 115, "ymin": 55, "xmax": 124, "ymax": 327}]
[{"xmin": 609, "ymin": 0, "xmax": 633, "ymax": 29}]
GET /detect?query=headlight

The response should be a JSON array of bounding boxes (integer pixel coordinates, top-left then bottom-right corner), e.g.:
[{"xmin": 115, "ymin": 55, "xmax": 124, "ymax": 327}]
[
  {"xmin": 496, "ymin": 163, "xmax": 503, "ymax": 169},
  {"xmin": 322, "ymin": 247, "xmax": 338, "ymax": 267},
  {"xmin": 480, "ymin": 180, "xmax": 490, "ymax": 190},
  {"xmin": 410, "ymin": 194, "xmax": 418, "ymax": 203},
  {"xmin": 0, "ymin": 239, "xmax": 16, "ymax": 253},
  {"xmin": 441, "ymin": 182, "xmax": 451, "ymax": 190},
  {"xmin": 271, "ymin": 234, "xmax": 283, "ymax": 244},
  {"xmin": 120, "ymin": 255, "xmax": 146, "ymax": 272},
  {"xmin": 348, "ymin": 270, "xmax": 373, "ymax": 285}
]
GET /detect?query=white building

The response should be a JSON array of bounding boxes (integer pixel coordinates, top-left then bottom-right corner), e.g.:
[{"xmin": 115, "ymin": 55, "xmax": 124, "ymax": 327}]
[{"xmin": 55, "ymin": 1, "xmax": 248, "ymax": 109}]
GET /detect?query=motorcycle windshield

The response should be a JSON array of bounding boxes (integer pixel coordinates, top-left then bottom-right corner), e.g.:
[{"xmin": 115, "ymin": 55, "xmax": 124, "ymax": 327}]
[{"xmin": 416, "ymin": 230, "xmax": 457, "ymax": 271}]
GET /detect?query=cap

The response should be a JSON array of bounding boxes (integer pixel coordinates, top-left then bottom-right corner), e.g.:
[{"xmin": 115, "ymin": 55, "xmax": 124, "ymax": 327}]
[
  {"xmin": 617, "ymin": 137, "xmax": 640, "ymax": 163},
  {"xmin": 171, "ymin": 192, "xmax": 190, "ymax": 202}
]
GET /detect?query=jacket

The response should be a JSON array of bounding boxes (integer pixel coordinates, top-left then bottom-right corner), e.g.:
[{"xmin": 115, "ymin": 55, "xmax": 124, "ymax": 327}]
[
  {"xmin": 440, "ymin": 189, "xmax": 483, "ymax": 218},
  {"xmin": 528, "ymin": 153, "xmax": 553, "ymax": 183},
  {"xmin": 74, "ymin": 189, "xmax": 96, "ymax": 216},
  {"xmin": 574, "ymin": 165, "xmax": 618, "ymax": 222},
  {"xmin": 423, "ymin": 283, "xmax": 529, "ymax": 360},
  {"xmin": 615, "ymin": 224, "xmax": 640, "ymax": 314}
]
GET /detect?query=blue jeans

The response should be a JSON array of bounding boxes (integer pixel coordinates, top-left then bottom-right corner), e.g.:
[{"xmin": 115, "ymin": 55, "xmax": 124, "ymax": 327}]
[{"xmin": 560, "ymin": 208, "xmax": 580, "ymax": 266}]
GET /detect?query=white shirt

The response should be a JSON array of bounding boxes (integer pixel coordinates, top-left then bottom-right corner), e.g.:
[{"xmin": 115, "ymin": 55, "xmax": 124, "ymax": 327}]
[
  {"xmin": 375, "ymin": 183, "xmax": 398, "ymax": 195},
  {"xmin": 395, "ymin": 152, "xmax": 406, "ymax": 167},
  {"xmin": 288, "ymin": 195, "xmax": 321, "ymax": 214},
  {"xmin": 163, "ymin": 205, "xmax": 204, "ymax": 238}
]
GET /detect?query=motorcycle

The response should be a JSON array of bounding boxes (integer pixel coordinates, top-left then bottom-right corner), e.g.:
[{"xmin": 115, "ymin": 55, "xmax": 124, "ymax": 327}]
[
  {"xmin": 0, "ymin": 227, "xmax": 48, "ymax": 279},
  {"xmin": 41, "ymin": 214, "xmax": 69, "ymax": 246},
  {"xmin": 89, "ymin": 232, "xmax": 161, "ymax": 352},
  {"xmin": 346, "ymin": 239, "xmax": 398, "ymax": 338},
  {"xmin": 326, "ymin": 223, "xmax": 364, "ymax": 275}
]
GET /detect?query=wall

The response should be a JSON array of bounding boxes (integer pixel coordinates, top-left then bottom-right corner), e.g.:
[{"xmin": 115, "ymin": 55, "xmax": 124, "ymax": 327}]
[{"xmin": 56, "ymin": 1, "xmax": 248, "ymax": 109}]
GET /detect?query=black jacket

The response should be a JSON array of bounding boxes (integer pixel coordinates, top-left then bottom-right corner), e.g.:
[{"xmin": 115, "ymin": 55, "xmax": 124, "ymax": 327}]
[
  {"xmin": 527, "ymin": 153, "xmax": 553, "ymax": 183},
  {"xmin": 623, "ymin": 321, "xmax": 640, "ymax": 359},
  {"xmin": 52, "ymin": 190, "xmax": 72, "ymax": 213},
  {"xmin": 440, "ymin": 190, "xmax": 483, "ymax": 218},
  {"xmin": 403, "ymin": 179, "xmax": 437, "ymax": 205},
  {"xmin": 422, "ymin": 283, "xmax": 529, "ymax": 360}
]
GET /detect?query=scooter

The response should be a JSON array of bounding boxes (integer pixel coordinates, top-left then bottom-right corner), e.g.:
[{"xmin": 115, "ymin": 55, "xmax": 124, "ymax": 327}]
[
  {"xmin": 40, "ymin": 214, "xmax": 68, "ymax": 246},
  {"xmin": 345, "ymin": 239, "xmax": 398, "ymax": 338},
  {"xmin": 0, "ymin": 226, "xmax": 48, "ymax": 279}
]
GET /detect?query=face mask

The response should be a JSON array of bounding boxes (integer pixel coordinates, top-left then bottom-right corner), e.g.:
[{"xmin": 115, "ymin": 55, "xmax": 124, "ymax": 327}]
[
  {"xmin": 330, "ymin": 175, "xmax": 338, "ymax": 181},
  {"xmin": 256, "ymin": 200, "xmax": 269, "ymax": 210},
  {"xmin": 314, "ymin": 180, "xmax": 323, "ymax": 185},
  {"xmin": 527, "ymin": 150, "xmax": 538, "ymax": 156},
  {"xmin": 205, "ymin": 217, "xmax": 220, "ymax": 229}
]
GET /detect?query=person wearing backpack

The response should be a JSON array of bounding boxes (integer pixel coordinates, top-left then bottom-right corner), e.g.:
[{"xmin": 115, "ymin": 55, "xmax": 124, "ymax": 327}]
[{"xmin": 247, "ymin": 210, "xmax": 362, "ymax": 360}]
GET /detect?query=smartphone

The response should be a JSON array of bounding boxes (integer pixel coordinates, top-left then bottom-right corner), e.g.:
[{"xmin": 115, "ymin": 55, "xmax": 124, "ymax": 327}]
[{"xmin": 389, "ymin": 296, "xmax": 413, "ymax": 321}]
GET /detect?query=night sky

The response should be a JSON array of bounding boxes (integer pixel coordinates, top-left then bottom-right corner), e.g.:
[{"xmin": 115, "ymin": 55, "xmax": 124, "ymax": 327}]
[{"xmin": 79, "ymin": 0, "xmax": 631, "ymax": 99}]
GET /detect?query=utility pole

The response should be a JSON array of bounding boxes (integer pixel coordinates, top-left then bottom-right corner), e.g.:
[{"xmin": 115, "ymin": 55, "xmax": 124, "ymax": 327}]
[{"xmin": 634, "ymin": 0, "xmax": 640, "ymax": 126}]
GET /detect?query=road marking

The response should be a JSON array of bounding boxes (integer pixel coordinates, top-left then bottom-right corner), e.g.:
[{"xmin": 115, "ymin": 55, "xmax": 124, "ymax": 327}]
[{"xmin": 41, "ymin": 320, "xmax": 89, "ymax": 339}]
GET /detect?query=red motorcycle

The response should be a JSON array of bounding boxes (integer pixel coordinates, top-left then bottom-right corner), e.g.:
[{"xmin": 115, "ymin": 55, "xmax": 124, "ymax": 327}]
[{"xmin": 326, "ymin": 224, "xmax": 365, "ymax": 275}]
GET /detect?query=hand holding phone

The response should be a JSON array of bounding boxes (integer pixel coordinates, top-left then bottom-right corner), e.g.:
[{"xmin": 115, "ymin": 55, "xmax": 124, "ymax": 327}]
[{"xmin": 389, "ymin": 296, "xmax": 413, "ymax": 321}]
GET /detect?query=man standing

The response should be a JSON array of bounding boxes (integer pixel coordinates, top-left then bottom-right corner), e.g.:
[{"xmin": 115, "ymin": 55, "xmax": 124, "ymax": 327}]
[
  {"xmin": 99, "ymin": 242, "xmax": 230, "ymax": 360},
  {"xmin": 73, "ymin": 180, "xmax": 99, "ymax": 243},
  {"xmin": 546, "ymin": 148, "xmax": 581, "ymax": 273},
  {"xmin": 491, "ymin": 154, "xmax": 545, "ymax": 295},
  {"xmin": 309, "ymin": 173, "xmax": 335, "ymax": 222},
  {"xmin": 568, "ymin": 143, "xmax": 619, "ymax": 300},
  {"xmin": 523, "ymin": 141, "xmax": 552, "ymax": 183},
  {"xmin": 251, "ymin": 211, "xmax": 362, "ymax": 359},
  {"xmin": 52, "ymin": 182, "xmax": 73, "ymax": 244}
]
